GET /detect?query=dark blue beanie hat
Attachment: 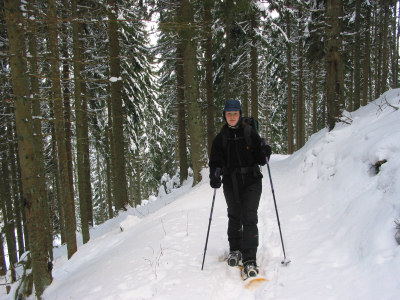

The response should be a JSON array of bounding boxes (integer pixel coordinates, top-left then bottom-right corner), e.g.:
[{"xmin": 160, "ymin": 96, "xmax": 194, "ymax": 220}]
[{"xmin": 223, "ymin": 99, "xmax": 242, "ymax": 112}]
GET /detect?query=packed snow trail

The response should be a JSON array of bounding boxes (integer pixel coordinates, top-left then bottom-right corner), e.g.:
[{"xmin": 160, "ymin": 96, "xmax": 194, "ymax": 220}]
[{"xmin": 2, "ymin": 90, "xmax": 400, "ymax": 300}]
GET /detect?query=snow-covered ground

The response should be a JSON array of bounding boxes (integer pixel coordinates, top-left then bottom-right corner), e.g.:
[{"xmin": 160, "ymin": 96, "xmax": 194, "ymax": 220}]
[{"xmin": 3, "ymin": 89, "xmax": 400, "ymax": 299}]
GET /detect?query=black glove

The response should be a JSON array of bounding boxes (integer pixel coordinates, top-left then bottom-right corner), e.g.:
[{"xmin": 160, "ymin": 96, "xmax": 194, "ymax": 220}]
[
  {"xmin": 209, "ymin": 168, "xmax": 222, "ymax": 189},
  {"xmin": 260, "ymin": 139, "xmax": 272, "ymax": 160},
  {"xmin": 210, "ymin": 175, "xmax": 221, "ymax": 189}
]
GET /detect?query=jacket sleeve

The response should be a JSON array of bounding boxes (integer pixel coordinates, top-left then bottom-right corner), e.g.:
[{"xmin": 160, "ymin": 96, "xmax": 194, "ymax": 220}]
[
  {"xmin": 251, "ymin": 128, "xmax": 268, "ymax": 166},
  {"xmin": 208, "ymin": 133, "xmax": 224, "ymax": 177}
]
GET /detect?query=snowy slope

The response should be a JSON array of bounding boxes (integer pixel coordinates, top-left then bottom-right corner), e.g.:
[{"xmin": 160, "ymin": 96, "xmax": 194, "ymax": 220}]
[{"xmin": 3, "ymin": 90, "xmax": 400, "ymax": 300}]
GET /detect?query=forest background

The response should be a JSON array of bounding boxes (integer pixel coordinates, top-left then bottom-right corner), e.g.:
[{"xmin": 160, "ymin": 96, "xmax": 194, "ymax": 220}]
[{"xmin": 0, "ymin": 0, "xmax": 399, "ymax": 298}]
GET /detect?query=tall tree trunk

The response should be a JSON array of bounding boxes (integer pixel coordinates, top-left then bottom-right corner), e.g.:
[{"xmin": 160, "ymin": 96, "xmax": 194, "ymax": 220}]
[
  {"xmin": 353, "ymin": 0, "xmax": 362, "ymax": 110},
  {"xmin": 250, "ymin": 8, "xmax": 259, "ymax": 121},
  {"xmin": 242, "ymin": 66, "xmax": 249, "ymax": 116},
  {"xmin": 48, "ymin": 0, "xmax": 77, "ymax": 259},
  {"xmin": 134, "ymin": 150, "xmax": 142, "ymax": 207},
  {"xmin": 27, "ymin": 0, "xmax": 52, "ymax": 261},
  {"xmin": 325, "ymin": 0, "xmax": 344, "ymax": 130},
  {"xmin": 224, "ymin": 0, "xmax": 233, "ymax": 101},
  {"xmin": 105, "ymin": 111, "xmax": 114, "ymax": 218},
  {"xmin": 264, "ymin": 62, "xmax": 270, "ymax": 140},
  {"xmin": 375, "ymin": 1, "xmax": 383, "ymax": 98},
  {"xmin": 49, "ymin": 103, "xmax": 65, "ymax": 244},
  {"xmin": 105, "ymin": 94, "xmax": 115, "ymax": 219},
  {"xmin": 96, "ymin": 152, "xmax": 105, "ymax": 223},
  {"xmin": 362, "ymin": 4, "xmax": 371, "ymax": 106},
  {"xmin": 203, "ymin": 0, "xmax": 215, "ymax": 156},
  {"xmin": 312, "ymin": 61, "xmax": 317, "ymax": 133},
  {"xmin": 380, "ymin": 0, "xmax": 389, "ymax": 94},
  {"xmin": 72, "ymin": 0, "xmax": 90, "ymax": 244},
  {"xmin": 176, "ymin": 44, "xmax": 188, "ymax": 185},
  {"xmin": 60, "ymin": 0, "xmax": 75, "ymax": 224},
  {"xmin": 61, "ymin": 0, "xmax": 75, "ymax": 247},
  {"xmin": 296, "ymin": 6, "xmax": 305, "ymax": 149},
  {"xmin": 396, "ymin": 4, "xmax": 400, "ymax": 88},
  {"xmin": 107, "ymin": 0, "xmax": 129, "ymax": 211},
  {"xmin": 4, "ymin": 0, "xmax": 53, "ymax": 295},
  {"xmin": 286, "ymin": 0, "xmax": 294, "ymax": 154},
  {"xmin": 349, "ymin": 49, "xmax": 354, "ymax": 110},
  {"xmin": 178, "ymin": 0, "xmax": 205, "ymax": 185},
  {"xmin": 391, "ymin": 4, "xmax": 398, "ymax": 88}
]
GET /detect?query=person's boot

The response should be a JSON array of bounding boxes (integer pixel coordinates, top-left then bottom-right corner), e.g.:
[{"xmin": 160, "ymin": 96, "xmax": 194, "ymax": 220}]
[
  {"xmin": 243, "ymin": 260, "xmax": 259, "ymax": 277},
  {"xmin": 227, "ymin": 250, "xmax": 242, "ymax": 267}
]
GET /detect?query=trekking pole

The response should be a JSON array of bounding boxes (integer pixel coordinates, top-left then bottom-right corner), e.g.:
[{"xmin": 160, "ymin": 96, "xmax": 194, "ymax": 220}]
[
  {"xmin": 266, "ymin": 157, "xmax": 291, "ymax": 266},
  {"xmin": 201, "ymin": 168, "xmax": 221, "ymax": 270}
]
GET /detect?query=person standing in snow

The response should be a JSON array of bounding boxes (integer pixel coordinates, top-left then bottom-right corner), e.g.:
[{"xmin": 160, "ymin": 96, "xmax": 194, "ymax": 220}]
[{"xmin": 208, "ymin": 99, "xmax": 271, "ymax": 278}]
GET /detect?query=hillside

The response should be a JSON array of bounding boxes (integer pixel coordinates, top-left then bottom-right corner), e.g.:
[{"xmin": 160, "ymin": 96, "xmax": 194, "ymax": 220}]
[{"xmin": 4, "ymin": 90, "xmax": 400, "ymax": 300}]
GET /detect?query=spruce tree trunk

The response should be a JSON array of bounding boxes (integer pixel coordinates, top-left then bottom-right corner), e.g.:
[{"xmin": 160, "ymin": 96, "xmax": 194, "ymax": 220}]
[
  {"xmin": 349, "ymin": 50, "xmax": 354, "ymax": 111},
  {"xmin": 134, "ymin": 150, "xmax": 142, "ymax": 207},
  {"xmin": 49, "ymin": 103, "xmax": 66, "ymax": 245},
  {"xmin": 250, "ymin": 8, "xmax": 259, "ymax": 121},
  {"xmin": 178, "ymin": 0, "xmax": 205, "ymax": 185},
  {"xmin": 105, "ymin": 107, "xmax": 114, "ymax": 218},
  {"xmin": 396, "ymin": 4, "xmax": 400, "ymax": 88},
  {"xmin": 176, "ymin": 44, "xmax": 188, "ymax": 185},
  {"xmin": 107, "ymin": 0, "xmax": 129, "ymax": 211},
  {"xmin": 224, "ymin": 0, "xmax": 233, "ymax": 101},
  {"xmin": 96, "ymin": 152, "xmax": 105, "ymax": 223},
  {"xmin": 60, "ymin": 0, "xmax": 76, "ymax": 245},
  {"xmin": 242, "ymin": 67, "xmax": 249, "ymax": 116},
  {"xmin": 4, "ymin": 0, "xmax": 53, "ymax": 295},
  {"xmin": 362, "ymin": 5, "xmax": 371, "ymax": 106},
  {"xmin": 27, "ymin": 0, "xmax": 52, "ymax": 261},
  {"xmin": 375, "ymin": 2, "xmax": 383, "ymax": 98},
  {"xmin": 353, "ymin": 0, "xmax": 362, "ymax": 109},
  {"xmin": 380, "ymin": 0, "xmax": 389, "ymax": 94},
  {"xmin": 325, "ymin": 0, "xmax": 344, "ymax": 130},
  {"xmin": 391, "ymin": 4, "xmax": 398, "ymax": 88},
  {"xmin": 203, "ymin": 0, "xmax": 215, "ymax": 156},
  {"xmin": 296, "ymin": 6, "xmax": 305, "ymax": 149},
  {"xmin": 286, "ymin": 0, "xmax": 294, "ymax": 154},
  {"xmin": 48, "ymin": 0, "xmax": 77, "ymax": 259},
  {"xmin": 264, "ymin": 66, "xmax": 270, "ymax": 140},
  {"xmin": 73, "ymin": 0, "xmax": 90, "ymax": 244},
  {"xmin": 312, "ymin": 61, "xmax": 317, "ymax": 133}
]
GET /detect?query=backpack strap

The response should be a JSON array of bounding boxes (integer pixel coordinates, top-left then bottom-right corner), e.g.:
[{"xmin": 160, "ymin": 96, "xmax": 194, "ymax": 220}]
[
  {"xmin": 243, "ymin": 124, "xmax": 253, "ymax": 150},
  {"xmin": 221, "ymin": 125, "xmax": 229, "ymax": 150}
]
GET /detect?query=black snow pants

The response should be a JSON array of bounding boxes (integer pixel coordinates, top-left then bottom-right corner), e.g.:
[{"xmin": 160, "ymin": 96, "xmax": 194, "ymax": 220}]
[{"xmin": 223, "ymin": 177, "xmax": 262, "ymax": 263}]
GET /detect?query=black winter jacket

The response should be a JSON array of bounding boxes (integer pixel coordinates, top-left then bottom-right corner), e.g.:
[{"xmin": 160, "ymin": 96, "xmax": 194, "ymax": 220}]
[{"xmin": 209, "ymin": 123, "xmax": 267, "ymax": 187}]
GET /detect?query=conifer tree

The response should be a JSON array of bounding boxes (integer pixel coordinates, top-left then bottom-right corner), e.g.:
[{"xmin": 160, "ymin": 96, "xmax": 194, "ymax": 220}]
[
  {"xmin": 107, "ymin": 0, "xmax": 129, "ymax": 210},
  {"xmin": 177, "ymin": 0, "xmax": 206, "ymax": 185},
  {"xmin": 72, "ymin": 0, "xmax": 91, "ymax": 244},
  {"xmin": 4, "ymin": 0, "xmax": 52, "ymax": 295},
  {"xmin": 48, "ymin": 0, "xmax": 77, "ymax": 259},
  {"xmin": 325, "ymin": 0, "xmax": 344, "ymax": 130}
]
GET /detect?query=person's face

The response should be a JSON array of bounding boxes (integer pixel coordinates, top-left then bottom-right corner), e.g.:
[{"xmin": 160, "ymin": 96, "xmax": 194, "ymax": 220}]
[{"xmin": 225, "ymin": 111, "xmax": 240, "ymax": 127}]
